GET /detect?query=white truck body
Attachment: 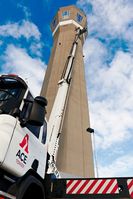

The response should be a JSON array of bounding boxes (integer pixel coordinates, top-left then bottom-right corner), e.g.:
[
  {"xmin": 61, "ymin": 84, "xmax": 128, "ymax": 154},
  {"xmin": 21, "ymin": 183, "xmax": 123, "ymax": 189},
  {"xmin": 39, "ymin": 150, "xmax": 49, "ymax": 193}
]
[{"xmin": 0, "ymin": 114, "xmax": 47, "ymax": 178}]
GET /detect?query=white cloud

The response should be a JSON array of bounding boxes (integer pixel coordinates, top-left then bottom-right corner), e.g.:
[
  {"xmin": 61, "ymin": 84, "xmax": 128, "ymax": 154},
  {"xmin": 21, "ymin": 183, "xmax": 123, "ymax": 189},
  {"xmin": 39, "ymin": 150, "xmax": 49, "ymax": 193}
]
[
  {"xmin": 77, "ymin": 0, "xmax": 133, "ymax": 38},
  {"xmin": 125, "ymin": 26, "xmax": 133, "ymax": 42},
  {"xmin": 86, "ymin": 46, "xmax": 133, "ymax": 149},
  {"xmin": 83, "ymin": 38, "xmax": 107, "ymax": 82},
  {"xmin": 2, "ymin": 44, "xmax": 46, "ymax": 96},
  {"xmin": 29, "ymin": 42, "xmax": 43, "ymax": 57},
  {"xmin": 84, "ymin": 38, "xmax": 107, "ymax": 65},
  {"xmin": 99, "ymin": 154, "xmax": 133, "ymax": 177},
  {"xmin": 0, "ymin": 20, "xmax": 41, "ymax": 40}
]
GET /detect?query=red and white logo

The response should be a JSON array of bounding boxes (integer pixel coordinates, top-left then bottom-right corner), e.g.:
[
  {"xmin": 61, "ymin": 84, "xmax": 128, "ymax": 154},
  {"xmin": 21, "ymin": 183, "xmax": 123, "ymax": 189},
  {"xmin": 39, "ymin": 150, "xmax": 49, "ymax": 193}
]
[{"xmin": 19, "ymin": 134, "xmax": 29, "ymax": 154}]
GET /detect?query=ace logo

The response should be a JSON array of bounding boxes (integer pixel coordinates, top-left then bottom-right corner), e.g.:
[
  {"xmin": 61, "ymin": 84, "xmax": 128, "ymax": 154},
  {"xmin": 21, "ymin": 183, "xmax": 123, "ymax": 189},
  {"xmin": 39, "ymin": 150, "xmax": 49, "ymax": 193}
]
[
  {"xmin": 16, "ymin": 134, "xmax": 29, "ymax": 167},
  {"xmin": 19, "ymin": 134, "xmax": 29, "ymax": 154},
  {"xmin": 16, "ymin": 150, "xmax": 27, "ymax": 165}
]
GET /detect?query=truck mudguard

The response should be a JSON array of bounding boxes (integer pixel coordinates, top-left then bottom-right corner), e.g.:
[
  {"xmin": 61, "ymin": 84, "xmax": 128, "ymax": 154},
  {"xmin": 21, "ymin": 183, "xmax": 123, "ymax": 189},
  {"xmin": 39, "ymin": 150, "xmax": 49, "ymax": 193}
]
[
  {"xmin": 15, "ymin": 175, "xmax": 45, "ymax": 199},
  {"xmin": 7, "ymin": 170, "xmax": 45, "ymax": 199}
]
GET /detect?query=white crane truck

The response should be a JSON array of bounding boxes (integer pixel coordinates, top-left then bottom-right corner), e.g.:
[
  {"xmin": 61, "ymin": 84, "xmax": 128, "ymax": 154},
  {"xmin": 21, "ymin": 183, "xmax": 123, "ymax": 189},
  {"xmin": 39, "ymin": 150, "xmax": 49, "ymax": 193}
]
[{"xmin": 0, "ymin": 28, "xmax": 133, "ymax": 199}]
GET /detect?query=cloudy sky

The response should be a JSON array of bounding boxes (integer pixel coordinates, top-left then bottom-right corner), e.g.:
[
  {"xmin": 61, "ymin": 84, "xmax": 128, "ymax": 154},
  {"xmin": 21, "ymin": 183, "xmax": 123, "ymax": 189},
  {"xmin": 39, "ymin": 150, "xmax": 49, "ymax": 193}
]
[{"xmin": 0, "ymin": 0, "xmax": 133, "ymax": 178}]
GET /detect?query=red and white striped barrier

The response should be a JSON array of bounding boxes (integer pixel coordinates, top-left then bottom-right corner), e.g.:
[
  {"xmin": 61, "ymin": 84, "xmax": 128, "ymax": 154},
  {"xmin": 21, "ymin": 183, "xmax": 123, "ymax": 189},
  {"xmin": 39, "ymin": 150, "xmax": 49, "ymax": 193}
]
[
  {"xmin": 66, "ymin": 179, "xmax": 119, "ymax": 195},
  {"xmin": 127, "ymin": 179, "xmax": 133, "ymax": 198}
]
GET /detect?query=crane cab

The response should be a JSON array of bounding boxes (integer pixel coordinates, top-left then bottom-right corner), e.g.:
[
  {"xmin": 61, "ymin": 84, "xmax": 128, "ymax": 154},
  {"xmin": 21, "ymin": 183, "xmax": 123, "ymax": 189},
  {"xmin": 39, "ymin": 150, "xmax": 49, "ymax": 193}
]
[
  {"xmin": 0, "ymin": 74, "xmax": 48, "ymax": 179},
  {"xmin": 0, "ymin": 74, "xmax": 27, "ymax": 116}
]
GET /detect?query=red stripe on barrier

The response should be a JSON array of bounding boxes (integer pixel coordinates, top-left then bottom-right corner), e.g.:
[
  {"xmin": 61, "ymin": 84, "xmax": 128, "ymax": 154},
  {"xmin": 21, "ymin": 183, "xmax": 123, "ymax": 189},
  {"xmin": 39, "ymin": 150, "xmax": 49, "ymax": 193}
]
[
  {"xmin": 67, "ymin": 180, "xmax": 82, "ymax": 194},
  {"xmin": 85, "ymin": 180, "xmax": 98, "ymax": 194},
  {"xmin": 66, "ymin": 180, "xmax": 74, "ymax": 188},
  {"xmin": 110, "ymin": 183, "xmax": 118, "ymax": 194},
  {"xmin": 127, "ymin": 179, "xmax": 133, "ymax": 198},
  {"xmin": 130, "ymin": 191, "xmax": 133, "ymax": 199},
  {"xmin": 76, "ymin": 180, "xmax": 90, "ymax": 194},
  {"xmin": 130, "ymin": 193, "xmax": 133, "ymax": 198},
  {"xmin": 128, "ymin": 179, "xmax": 133, "ymax": 190},
  {"xmin": 102, "ymin": 179, "xmax": 115, "ymax": 194},
  {"xmin": 93, "ymin": 180, "xmax": 106, "ymax": 194}
]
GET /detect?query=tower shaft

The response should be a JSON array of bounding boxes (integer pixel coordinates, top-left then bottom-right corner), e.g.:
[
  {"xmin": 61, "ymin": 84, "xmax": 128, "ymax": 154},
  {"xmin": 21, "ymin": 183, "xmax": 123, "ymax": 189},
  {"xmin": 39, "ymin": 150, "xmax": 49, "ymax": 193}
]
[{"xmin": 41, "ymin": 6, "xmax": 94, "ymax": 177}]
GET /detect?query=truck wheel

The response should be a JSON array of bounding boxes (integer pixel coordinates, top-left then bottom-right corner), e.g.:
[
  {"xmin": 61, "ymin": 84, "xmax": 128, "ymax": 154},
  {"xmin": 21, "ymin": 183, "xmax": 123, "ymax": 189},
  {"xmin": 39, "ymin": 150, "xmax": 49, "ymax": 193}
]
[{"xmin": 16, "ymin": 175, "xmax": 45, "ymax": 199}]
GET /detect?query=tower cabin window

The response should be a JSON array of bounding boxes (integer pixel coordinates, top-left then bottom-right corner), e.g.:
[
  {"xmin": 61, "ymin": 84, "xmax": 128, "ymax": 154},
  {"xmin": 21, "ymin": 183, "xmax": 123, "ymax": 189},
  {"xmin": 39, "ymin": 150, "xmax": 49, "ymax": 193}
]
[
  {"xmin": 62, "ymin": 10, "xmax": 70, "ymax": 19},
  {"xmin": 52, "ymin": 17, "xmax": 57, "ymax": 28},
  {"xmin": 77, "ymin": 13, "xmax": 83, "ymax": 23}
]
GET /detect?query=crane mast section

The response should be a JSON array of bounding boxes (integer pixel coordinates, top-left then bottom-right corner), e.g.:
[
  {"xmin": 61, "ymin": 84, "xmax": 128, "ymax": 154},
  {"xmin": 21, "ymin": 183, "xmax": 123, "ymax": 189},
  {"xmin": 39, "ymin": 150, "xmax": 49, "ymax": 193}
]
[
  {"xmin": 47, "ymin": 29, "xmax": 84, "ymax": 177},
  {"xmin": 47, "ymin": 81, "xmax": 69, "ymax": 159},
  {"xmin": 47, "ymin": 40, "xmax": 78, "ymax": 154},
  {"xmin": 47, "ymin": 46, "xmax": 77, "ymax": 160},
  {"xmin": 63, "ymin": 41, "xmax": 77, "ymax": 82}
]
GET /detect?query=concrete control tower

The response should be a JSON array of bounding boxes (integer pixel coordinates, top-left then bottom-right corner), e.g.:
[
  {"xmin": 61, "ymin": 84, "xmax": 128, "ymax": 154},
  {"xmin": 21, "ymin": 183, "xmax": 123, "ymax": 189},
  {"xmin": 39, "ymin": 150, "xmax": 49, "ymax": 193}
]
[{"xmin": 41, "ymin": 5, "xmax": 94, "ymax": 177}]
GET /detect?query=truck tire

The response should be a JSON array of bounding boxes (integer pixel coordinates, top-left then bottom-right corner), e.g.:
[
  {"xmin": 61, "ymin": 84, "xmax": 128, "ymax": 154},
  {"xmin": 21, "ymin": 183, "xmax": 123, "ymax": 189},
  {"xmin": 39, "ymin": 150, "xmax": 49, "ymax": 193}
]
[{"xmin": 16, "ymin": 175, "xmax": 45, "ymax": 199}]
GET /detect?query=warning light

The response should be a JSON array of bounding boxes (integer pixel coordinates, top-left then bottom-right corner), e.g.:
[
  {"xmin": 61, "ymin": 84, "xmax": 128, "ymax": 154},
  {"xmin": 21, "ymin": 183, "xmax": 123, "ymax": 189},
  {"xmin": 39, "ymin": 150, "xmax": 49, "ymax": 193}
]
[{"xmin": 8, "ymin": 74, "xmax": 18, "ymax": 77}]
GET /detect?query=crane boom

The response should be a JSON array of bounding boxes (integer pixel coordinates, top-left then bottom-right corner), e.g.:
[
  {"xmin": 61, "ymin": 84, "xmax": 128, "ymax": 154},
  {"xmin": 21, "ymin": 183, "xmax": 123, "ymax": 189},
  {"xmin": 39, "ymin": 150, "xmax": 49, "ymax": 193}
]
[{"xmin": 47, "ymin": 28, "xmax": 86, "ymax": 177}]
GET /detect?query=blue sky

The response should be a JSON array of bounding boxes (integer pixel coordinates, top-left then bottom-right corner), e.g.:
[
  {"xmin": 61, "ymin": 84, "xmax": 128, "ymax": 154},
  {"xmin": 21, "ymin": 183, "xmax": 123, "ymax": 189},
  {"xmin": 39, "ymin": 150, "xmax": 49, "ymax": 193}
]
[{"xmin": 0, "ymin": 0, "xmax": 133, "ymax": 178}]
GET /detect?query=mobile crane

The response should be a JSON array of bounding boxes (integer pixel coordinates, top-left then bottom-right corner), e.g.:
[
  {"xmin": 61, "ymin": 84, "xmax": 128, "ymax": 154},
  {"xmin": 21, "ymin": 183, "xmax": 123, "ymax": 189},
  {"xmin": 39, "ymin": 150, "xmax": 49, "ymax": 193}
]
[{"xmin": 0, "ymin": 28, "xmax": 132, "ymax": 199}]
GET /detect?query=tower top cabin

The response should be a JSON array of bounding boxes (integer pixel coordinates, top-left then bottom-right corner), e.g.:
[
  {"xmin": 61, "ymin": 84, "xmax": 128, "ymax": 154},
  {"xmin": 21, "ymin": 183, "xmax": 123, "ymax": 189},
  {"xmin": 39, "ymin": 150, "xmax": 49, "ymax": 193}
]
[{"xmin": 51, "ymin": 5, "xmax": 87, "ymax": 42}]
